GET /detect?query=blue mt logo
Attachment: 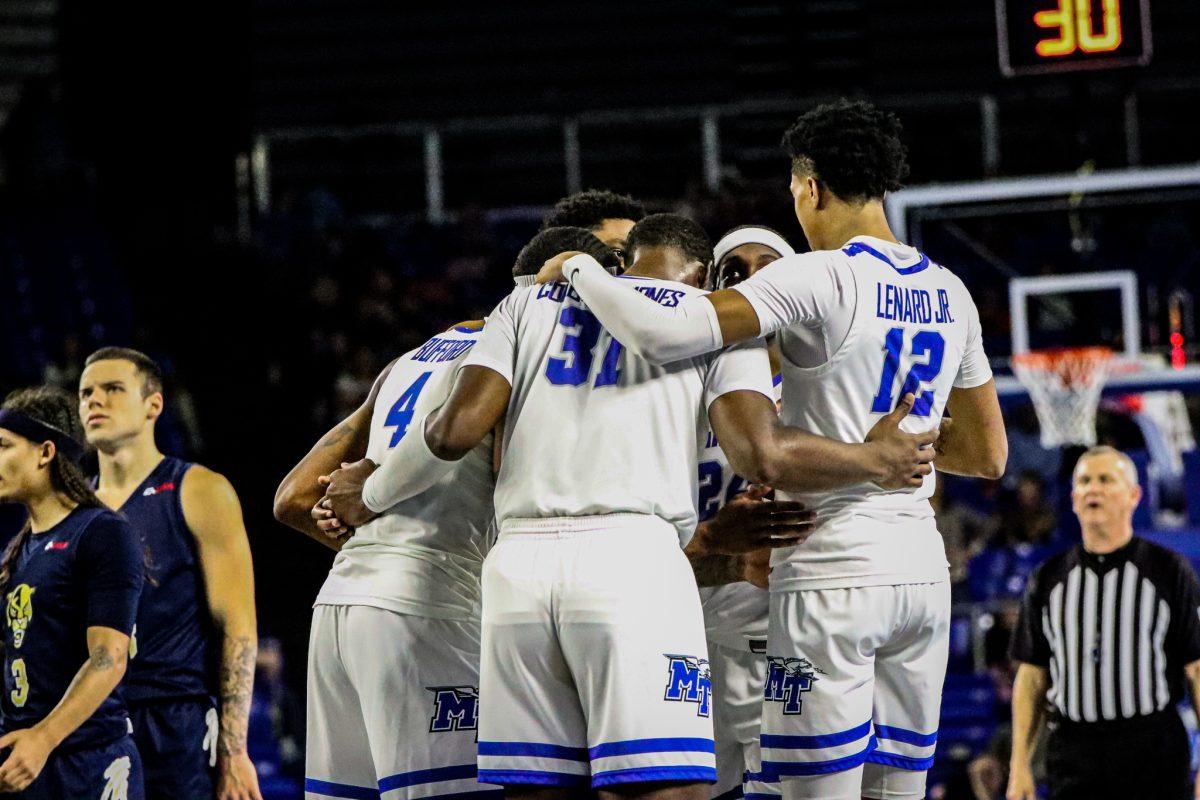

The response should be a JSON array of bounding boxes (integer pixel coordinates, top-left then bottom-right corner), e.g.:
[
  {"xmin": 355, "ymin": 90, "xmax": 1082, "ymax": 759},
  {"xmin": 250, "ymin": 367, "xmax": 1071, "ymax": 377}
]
[
  {"xmin": 663, "ymin": 654, "xmax": 712, "ymax": 717},
  {"xmin": 764, "ymin": 657, "xmax": 817, "ymax": 715}
]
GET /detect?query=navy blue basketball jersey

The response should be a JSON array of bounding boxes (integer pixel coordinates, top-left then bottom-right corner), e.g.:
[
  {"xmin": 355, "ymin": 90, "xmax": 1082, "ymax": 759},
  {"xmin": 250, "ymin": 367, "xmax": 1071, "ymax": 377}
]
[
  {"xmin": 119, "ymin": 457, "xmax": 219, "ymax": 704},
  {"xmin": 1, "ymin": 506, "xmax": 143, "ymax": 749}
]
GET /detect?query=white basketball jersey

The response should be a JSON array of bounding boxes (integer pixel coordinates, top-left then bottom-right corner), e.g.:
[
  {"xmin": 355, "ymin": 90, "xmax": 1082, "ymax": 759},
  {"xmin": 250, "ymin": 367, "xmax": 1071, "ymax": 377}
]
[
  {"xmin": 733, "ymin": 235, "xmax": 993, "ymax": 590},
  {"xmin": 465, "ymin": 278, "xmax": 774, "ymax": 546},
  {"xmin": 697, "ymin": 376, "xmax": 781, "ymax": 649},
  {"xmin": 315, "ymin": 325, "xmax": 495, "ymax": 619}
]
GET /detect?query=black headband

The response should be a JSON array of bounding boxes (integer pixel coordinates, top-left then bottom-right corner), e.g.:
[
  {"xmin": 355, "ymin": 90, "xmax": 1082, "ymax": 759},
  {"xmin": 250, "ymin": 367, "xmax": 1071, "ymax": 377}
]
[{"xmin": 0, "ymin": 408, "xmax": 85, "ymax": 463}]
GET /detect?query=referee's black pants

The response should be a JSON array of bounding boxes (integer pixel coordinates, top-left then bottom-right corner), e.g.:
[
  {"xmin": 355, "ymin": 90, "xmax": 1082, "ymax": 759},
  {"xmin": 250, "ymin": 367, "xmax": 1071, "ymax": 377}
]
[{"xmin": 1046, "ymin": 709, "xmax": 1192, "ymax": 800}]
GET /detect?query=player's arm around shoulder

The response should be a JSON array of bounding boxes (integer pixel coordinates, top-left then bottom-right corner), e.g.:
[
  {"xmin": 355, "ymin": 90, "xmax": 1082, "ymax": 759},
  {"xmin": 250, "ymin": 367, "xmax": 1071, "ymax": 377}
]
[{"xmin": 181, "ymin": 466, "xmax": 263, "ymax": 800}]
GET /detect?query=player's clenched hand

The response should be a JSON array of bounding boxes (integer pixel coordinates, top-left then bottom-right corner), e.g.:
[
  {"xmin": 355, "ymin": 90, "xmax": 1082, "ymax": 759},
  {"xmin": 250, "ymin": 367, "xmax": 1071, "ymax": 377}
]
[
  {"xmin": 311, "ymin": 478, "xmax": 352, "ymax": 539},
  {"xmin": 535, "ymin": 251, "xmax": 585, "ymax": 284},
  {"xmin": 864, "ymin": 393, "xmax": 938, "ymax": 490},
  {"xmin": 1005, "ymin": 761, "xmax": 1038, "ymax": 800},
  {"xmin": 693, "ymin": 485, "xmax": 815, "ymax": 556},
  {"xmin": 0, "ymin": 727, "xmax": 53, "ymax": 792},
  {"xmin": 217, "ymin": 751, "xmax": 263, "ymax": 800},
  {"xmin": 323, "ymin": 459, "xmax": 381, "ymax": 528}
]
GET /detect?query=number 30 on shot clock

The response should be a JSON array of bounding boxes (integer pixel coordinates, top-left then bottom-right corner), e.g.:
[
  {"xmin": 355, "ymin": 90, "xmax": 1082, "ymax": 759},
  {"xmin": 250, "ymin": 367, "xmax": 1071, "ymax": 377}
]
[{"xmin": 996, "ymin": 0, "xmax": 1152, "ymax": 76}]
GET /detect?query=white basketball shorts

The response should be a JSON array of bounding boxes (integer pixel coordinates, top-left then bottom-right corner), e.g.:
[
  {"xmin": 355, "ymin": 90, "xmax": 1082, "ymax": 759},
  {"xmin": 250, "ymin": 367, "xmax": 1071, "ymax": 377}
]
[
  {"xmin": 760, "ymin": 582, "xmax": 950, "ymax": 800},
  {"xmin": 306, "ymin": 604, "xmax": 500, "ymax": 800},
  {"xmin": 478, "ymin": 514, "xmax": 716, "ymax": 790},
  {"xmin": 708, "ymin": 640, "xmax": 778, "ymax": 800}
]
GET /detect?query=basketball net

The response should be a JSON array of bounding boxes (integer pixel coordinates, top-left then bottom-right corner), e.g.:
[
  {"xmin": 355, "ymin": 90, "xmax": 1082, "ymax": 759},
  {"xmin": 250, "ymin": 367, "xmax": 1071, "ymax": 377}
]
[{"xmin": 1012, "ymin": 347, "xmax": 1114, "ymax": 448}]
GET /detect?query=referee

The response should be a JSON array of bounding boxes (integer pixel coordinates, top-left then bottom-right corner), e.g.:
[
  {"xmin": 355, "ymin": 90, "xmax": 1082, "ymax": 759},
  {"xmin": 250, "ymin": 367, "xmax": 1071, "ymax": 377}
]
[{"xmin": 1007, "ymin": 446, "xmax": 1200, "ymax": 800}]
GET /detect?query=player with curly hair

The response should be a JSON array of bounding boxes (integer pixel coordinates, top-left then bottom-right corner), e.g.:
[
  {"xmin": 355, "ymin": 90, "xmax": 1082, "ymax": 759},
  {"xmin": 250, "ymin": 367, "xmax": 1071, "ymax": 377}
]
[
  {"xmin": 536, "ymin": 99, "xmax": 1009, "ymax": 800},
  {"xmin": 542, "ymin": 189, "xmax": 646, "ymax": 268}
]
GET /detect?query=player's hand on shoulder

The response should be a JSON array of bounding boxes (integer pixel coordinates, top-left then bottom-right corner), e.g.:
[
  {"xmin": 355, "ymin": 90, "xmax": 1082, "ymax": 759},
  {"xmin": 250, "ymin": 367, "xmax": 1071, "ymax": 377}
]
[
  {"xmin": 535, "ymin": 251, "xmax": 585, "ymax": 284},
  {"xmin": 698, "ymin": 484, "xmax": 815, "ymax": 556},
  {"xmin": 323, "ymin": 459, "xmax": 381, "ymax": 528},
  {"xmin": 0, "ymin": 727, "xmax": 53, "ymax": 791},
  {"xmin": 864, "ymin": 393, "xmax": 938, "ymax": 490},
  {"xmin": 217, "ymin": 750, "xmax": 263, "ymax": 800}
]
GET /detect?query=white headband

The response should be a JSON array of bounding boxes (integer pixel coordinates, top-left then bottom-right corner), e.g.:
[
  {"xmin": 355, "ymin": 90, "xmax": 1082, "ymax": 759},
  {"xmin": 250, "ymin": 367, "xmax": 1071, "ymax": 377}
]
[{"xmin": 713, "ymin": 227, "xmax": 795, "ymax": 267}]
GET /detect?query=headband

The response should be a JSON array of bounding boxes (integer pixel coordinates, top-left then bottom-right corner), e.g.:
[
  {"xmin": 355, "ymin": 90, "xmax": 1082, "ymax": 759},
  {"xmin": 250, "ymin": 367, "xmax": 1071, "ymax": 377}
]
[
  {"xmin": 0, "ymin": 408, "xmax": 85, "ymax": 463},
  {"xmin": 713, "ymin": 227, "xmax": 796, "ymax": 267}
]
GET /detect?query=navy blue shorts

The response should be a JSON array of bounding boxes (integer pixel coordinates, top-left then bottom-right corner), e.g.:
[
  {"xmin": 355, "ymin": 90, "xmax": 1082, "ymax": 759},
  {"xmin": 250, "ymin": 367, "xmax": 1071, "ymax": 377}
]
[
  {"xmin": 18, "ymin": 734, "xmax": 144, "ymax": 800},
  {"xmin": 129, "ymin": 699, "xmax": 217, "ymax": 800}
]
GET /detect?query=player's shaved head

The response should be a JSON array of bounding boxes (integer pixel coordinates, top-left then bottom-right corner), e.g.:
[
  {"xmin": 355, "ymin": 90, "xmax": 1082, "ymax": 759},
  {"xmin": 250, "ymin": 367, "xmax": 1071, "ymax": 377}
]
[
  {"xmin": 781, "ymin": 99, "xmax": 909, "ymax": 204},
  {"xmin": 513, "ymin": 227, "xmax": 619, "ymax": 279},
  {"xmin": 627, "ymin": 214, "xmax": 713, "ymax": 269}
]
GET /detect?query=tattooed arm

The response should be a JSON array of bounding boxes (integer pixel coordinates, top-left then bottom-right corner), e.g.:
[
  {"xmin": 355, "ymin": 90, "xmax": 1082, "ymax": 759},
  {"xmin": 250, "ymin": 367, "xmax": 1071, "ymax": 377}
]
[
  {"xmin": 273, "ymin": 359, "xmax": 398, "ymax": 548},
  {"xmin": 183, "ymin": 467, "xmax": 263, "ymax": 800},
  {"xmin": 0, "ymin": 627, "xmax": 130, "ymax": 791}
]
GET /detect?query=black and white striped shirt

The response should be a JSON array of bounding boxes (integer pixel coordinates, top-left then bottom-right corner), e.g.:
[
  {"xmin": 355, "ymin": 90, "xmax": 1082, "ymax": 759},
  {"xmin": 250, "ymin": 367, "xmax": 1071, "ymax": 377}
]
[{"xmin": 1011, "ymin": 537, "xmax": 1200, "ymax": 723}]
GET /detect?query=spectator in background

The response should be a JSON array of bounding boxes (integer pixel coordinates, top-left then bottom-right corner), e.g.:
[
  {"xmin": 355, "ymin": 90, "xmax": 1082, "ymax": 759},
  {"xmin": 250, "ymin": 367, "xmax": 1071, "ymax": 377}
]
[
  {"xmin": 931, "ymin": 480, "xmax": 998, "ymax": 601},
  {"xmin": 968, "ymin": 471, "xmax": 1057, "ymax": 603},
  {"xmin": 249, "ymin": 638, "xmax": 303, "ymax": 799}
]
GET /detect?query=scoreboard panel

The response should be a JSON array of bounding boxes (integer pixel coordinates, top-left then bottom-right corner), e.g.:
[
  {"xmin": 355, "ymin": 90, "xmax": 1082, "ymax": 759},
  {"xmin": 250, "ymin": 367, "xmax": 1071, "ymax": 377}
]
[{"xmin": 996, "ymin": 0, "xmax": 1152, "ymax": 76}]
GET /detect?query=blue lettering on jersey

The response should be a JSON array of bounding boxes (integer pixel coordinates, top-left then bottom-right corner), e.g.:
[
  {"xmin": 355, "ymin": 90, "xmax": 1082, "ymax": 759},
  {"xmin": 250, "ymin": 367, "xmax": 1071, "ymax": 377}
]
[
  {"xmin": 634, "ymin": 285, "xmax": 686, "ymax": 307},
  {"xmin": 763, "ymin": 657, "xmax": 817, "ymax": 715},
  {"xmin": 875, "ymin": 284, "xmax": 956, "ymax": 325},
  {"xmin": 412, "ymin": 337, "xmax": 476, "ymax": 363},
  {"xmin": 428, "ymin": 686, "xmax": 479, "ymax": 732},
  {"xmin": 385, "ymin": 371, "xmax": 432, "ymax": 446},
  {"xmin": 536, "ymin": 282, "xmax": 582, "ymax": 303},
  {"xmin": 663, "ymin": 654, "xmax": 712, "ymax": 717}
]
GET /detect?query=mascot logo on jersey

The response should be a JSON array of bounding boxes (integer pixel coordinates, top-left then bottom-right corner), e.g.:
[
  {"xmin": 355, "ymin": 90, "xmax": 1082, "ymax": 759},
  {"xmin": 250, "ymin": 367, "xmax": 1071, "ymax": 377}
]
[
  {"xmin": 663, "ymin": 654, "xmax": 712, "ymax": 717},
  {"xmin": 428, "ymin": 686, "xmax": 479, "ymax": 733},
  {"xmin": 6, "ymin": 584, "xmax": 35, "ymax": 649},
  {"xmin": 764, "ymin": 657, "xmax": 817, "ymax": 715}
]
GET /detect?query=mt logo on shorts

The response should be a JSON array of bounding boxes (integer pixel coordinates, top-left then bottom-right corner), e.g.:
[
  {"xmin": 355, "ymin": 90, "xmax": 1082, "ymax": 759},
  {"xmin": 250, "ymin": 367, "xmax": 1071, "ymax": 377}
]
[
  {"xmin": 662, "ymin": 654, "xmax": 712, "ymax": 717},
  {"xmin": 427, "ymin": 685, "xmax": 479, "ymax": 732},
  {"xmin": 764, "ymin": 657, "xmax": 817, "ymax": 715}
]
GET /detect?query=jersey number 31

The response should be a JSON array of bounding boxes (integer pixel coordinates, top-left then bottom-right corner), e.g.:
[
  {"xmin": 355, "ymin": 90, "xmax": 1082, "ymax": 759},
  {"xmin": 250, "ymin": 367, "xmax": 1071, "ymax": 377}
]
[{"xmin": 545, "ymin": 306, "xmax": 624, "ymax": 387}]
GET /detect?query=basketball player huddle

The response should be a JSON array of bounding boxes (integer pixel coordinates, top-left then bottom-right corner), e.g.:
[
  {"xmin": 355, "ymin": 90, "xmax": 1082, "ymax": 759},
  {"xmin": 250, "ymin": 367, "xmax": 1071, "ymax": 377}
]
[{"xmin": 270, "ymin": 98, "xmax": 1009, "ymax": 800}]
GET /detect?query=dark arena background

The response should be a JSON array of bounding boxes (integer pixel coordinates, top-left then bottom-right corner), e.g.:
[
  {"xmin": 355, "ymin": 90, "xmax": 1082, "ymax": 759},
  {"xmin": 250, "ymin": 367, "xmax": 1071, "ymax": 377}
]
[{"xmin": 2, "ymin": 1, "xmax": 1200, "ymax": 798}]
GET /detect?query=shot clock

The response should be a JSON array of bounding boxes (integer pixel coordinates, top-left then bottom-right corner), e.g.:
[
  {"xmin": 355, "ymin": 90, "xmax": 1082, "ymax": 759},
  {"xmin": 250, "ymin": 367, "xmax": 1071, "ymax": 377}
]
[{"xmin": 996, "ymin": 0, "xmax": 1152, "ymax": 76}]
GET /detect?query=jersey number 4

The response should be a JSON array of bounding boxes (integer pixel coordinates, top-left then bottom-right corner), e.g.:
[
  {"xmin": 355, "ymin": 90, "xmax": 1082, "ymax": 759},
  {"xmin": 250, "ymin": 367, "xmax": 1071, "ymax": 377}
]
[
  {"xmin": 545, "ymin": 306, "xmax": 624, "ymax": 387},
  {"xmin": 384, "ymin": 372, "xmax": 432, "ymax": 447},
  {"xmin": 870, "ymin": 327, "xmax": 945, "ymax": 417}
]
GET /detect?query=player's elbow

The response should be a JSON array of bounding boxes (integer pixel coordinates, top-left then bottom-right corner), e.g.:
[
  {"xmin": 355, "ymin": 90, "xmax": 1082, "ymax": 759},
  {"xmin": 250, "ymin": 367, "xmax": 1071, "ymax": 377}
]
[
  {"xmin": 424, "ymin": 411, "xmax": 476, "ymax": 461},
  {"xmin": 979, "ymin": 437, "xmax": 1008, "ymax": 480},
  {"xmin": 271, "ymin": 480, "xmax": 307, "ymax": 528},
  {"xmin": 727, "ymin": 442, "xmax": 782, "ymax": 487}
]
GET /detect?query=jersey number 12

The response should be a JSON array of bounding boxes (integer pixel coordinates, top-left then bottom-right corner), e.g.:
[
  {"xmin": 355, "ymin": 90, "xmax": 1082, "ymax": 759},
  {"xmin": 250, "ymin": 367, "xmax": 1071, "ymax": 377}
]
[{"xmin": 870, "ymin": 327, "xmax": 944, "ymax": 417}]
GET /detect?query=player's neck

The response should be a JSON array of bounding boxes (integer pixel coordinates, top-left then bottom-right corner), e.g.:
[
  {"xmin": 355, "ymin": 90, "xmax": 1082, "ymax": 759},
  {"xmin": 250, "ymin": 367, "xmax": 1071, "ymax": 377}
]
[
  {"xmin": 27, "ymin": 492, "xmax": 77, "ymax": 534},
  {"xmin": 624, "ymin": 248, "xmax": 703, "ymax": 286},
  {"xmin": 96, "ymin": 432, "xmax": 164, "ymax": 494},
  {"xmin": 1081, "ymin": 523, "xmax": 1134, "ymax": 555},
  {"xmin": 815, "ymin": 202, "xmax": 899, "ymax": 252}
]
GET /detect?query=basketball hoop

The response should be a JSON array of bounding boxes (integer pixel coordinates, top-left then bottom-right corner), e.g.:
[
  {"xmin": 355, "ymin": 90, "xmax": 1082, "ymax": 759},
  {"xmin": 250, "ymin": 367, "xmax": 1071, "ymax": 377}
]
[{"xmin": 1012, "ymin": 347, "xmax": 1114, "ymax": 448}]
